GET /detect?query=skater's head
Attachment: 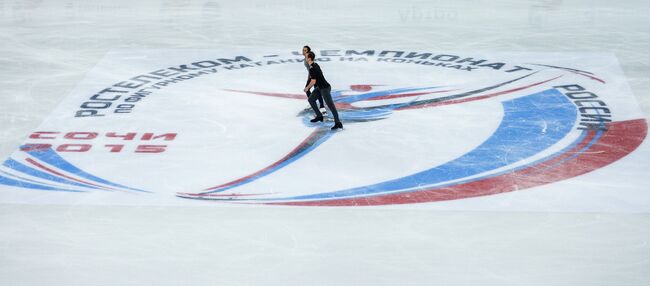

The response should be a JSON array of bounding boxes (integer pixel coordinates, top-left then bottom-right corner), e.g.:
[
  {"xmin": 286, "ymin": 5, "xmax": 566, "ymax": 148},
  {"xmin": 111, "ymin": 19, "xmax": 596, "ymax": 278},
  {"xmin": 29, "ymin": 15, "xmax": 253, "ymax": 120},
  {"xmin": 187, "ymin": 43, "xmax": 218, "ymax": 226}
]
[
  {"xmin": 306, "ymin": 51, "xmax": 315, "ymax": 64},
  {"xmin": 302, "ymin": 45, "xmax": 311, "ymax": 56}
]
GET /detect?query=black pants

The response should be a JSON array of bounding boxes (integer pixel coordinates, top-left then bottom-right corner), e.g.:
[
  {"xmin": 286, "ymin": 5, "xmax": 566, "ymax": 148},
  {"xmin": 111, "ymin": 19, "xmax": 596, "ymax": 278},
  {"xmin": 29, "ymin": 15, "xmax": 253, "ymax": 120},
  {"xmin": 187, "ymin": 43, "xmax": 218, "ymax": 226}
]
[
  {"xmin": 309, "ymin": 86, "xmax": 340, "ymax": 123},
  {"xmin": 306, "ymin": 79, "xmax": 324, "ymax": 108}
]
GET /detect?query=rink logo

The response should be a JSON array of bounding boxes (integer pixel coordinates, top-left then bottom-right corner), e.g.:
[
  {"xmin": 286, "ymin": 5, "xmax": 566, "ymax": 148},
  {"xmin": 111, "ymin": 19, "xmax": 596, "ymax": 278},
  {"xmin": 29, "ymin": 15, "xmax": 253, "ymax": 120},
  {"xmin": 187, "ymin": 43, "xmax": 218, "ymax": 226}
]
[
  {"xmin": 1, "ymin": 49, "xmax": 648, "ymax": 208},
  {"xmin": 177, "ymin": 81, "xmax": 647, "ymax": 205},
  {"xmin": 172, "ymin": 50, "xmax": 646, "ymax": 206}
]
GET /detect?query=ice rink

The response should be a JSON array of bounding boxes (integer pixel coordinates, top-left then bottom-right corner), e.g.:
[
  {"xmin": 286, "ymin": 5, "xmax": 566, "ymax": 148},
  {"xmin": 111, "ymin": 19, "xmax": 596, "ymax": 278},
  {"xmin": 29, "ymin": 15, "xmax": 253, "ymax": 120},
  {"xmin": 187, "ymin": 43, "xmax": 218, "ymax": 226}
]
[{"xmin": 1, "ymin": 1, "xmax": 650, "ymax": 285}]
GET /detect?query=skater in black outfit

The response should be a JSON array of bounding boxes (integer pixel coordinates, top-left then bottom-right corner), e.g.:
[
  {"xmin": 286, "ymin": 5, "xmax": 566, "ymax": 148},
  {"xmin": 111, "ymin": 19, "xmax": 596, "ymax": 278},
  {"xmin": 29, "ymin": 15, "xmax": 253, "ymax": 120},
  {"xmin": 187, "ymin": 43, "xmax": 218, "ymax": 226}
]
[
  {"xmin": 303, "ymin": 51, "xmax": 343, "ymax": 130},
  {"xmin": 302, "ymin": 46, "xmax": 325, "ymax": 112}
]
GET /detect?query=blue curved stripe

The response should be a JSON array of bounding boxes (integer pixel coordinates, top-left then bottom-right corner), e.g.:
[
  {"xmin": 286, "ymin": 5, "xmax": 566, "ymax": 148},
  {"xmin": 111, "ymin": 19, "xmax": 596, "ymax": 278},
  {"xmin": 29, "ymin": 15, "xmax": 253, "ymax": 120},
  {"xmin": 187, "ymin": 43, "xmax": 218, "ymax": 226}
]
[
  {"xmin": 205, "ymin": 127, "xmax": 334, "ymax": 193},
  {"xmin": 180, "ymin": 128, "xmax": 591, "ymax": 203},
  {"xmin": 2, "ymin": 158, "xmax": 104, "ymax": 190},
  {"xmin": 24, "ymin": 148, "xmax": 150, "ymax": 193},
  {"xmin": 274, "ymin": 88, "xmax": 578, "ymax": 201},
  {"xmin": 357, "ymin": 129, "xmax": 591, "ymax": 200},
  {"xmin": 0, "ymin": 174, "xmax": 84, "ymax": 193},
  {"xmin": 338, "ymin": 108, "xmax": 393, "ymax": 121},
  {"xmin": 350, "ymin": 128, "xmax": 602, "ymax": 201},
  {"xmin": 334, "ymin": 87, "xmax": 432, "ymax": 122},
  {"xmin": 1, "ymin": 169, "xmax": 57, "ymax": 186}
]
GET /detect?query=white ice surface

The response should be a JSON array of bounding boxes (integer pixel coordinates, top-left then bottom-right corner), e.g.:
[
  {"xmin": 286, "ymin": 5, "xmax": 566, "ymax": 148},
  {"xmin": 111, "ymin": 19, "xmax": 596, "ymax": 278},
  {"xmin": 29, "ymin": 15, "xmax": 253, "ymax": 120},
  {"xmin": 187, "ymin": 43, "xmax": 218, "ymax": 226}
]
[{"xmin": 1, "ymin": 1, "xmax": 649, "ymax": 285}]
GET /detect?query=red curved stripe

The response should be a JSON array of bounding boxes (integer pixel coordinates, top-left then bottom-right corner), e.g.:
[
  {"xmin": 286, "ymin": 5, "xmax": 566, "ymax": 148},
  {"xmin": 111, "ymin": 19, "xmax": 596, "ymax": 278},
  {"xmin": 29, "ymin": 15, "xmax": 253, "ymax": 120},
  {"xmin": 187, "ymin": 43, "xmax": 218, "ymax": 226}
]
[
  {"xmin": 178, "ymin": 192, "xmax": 274, "ymax": 197},
  {"xmin": 574, "ymin": 72, "xmax": 606, "ymax": 84},
  {"xmin": 223, "ymin": 89, "xmax": 306, "ymax": 99},
  {"xmin": 271, "ymin": 119, "xmax": 647, "ymax": 206},
  {"xmin": 203, "ymin": 128, "xmax": 328, "ymax": 191}
]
